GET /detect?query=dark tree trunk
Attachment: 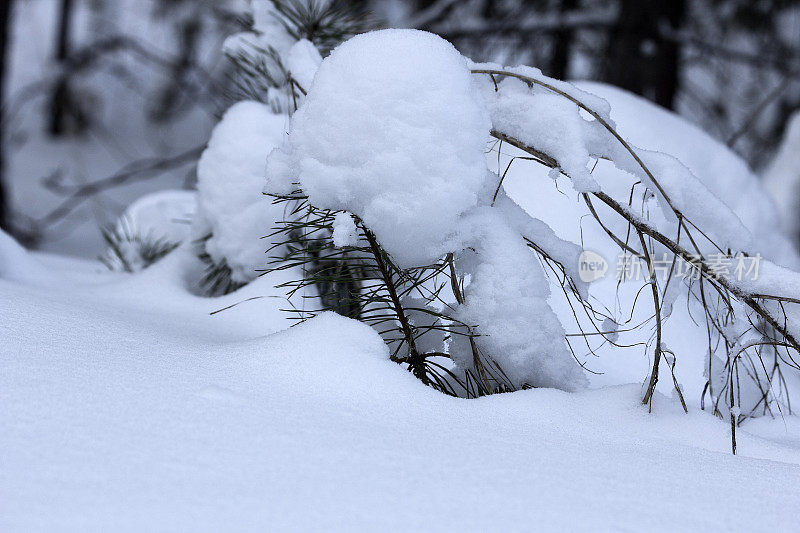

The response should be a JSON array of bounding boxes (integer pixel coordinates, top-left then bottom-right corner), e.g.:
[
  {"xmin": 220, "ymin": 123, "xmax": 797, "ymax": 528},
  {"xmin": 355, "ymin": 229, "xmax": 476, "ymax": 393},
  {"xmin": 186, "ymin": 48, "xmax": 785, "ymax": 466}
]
[
  {"xmin": 604, "ymin": 0, "xmax": 686, "ymax": 109},
  {"xmin": 55, "ymin": 0, "xmax": 73, "ymax": 63},
  {"xmin": 150, "ymin": 13, "xmax": 202, "ymax": 122},
  {"xmin": 549, "ymin": 0, "xmax": 577, "ymax": 80},
  {"xmin": 652, "ymin": 0, "xmax": 686, "ymax": 109},
  {"xmin": 49, "ymin": 0, "xmax": 86, "ymax": 136},
  {"xmin": 481, "ymin": 0, "xmax": 497, "ymax": 19},
  {"xmin": 604, "ymin": 0, "xmax": 646, "ymax": 97},
  {"xmin": 0, "ymin": 0, "xmax": 14, "ymax": 233}
]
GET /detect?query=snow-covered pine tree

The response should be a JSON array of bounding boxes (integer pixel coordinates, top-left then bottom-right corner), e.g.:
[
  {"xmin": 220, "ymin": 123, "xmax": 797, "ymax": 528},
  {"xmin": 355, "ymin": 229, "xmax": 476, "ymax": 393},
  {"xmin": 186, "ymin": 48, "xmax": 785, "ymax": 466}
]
[
  {"xmin": 222, "ymin": 0, "xmax": 369, "ymax": 110},
  {"xmin": 263, "ymin": 28, "xmax": 800, "ymax": 456},
  {"xmin": 100, "ymin": 190, "xmax": 195, "ymax": 273},
  {"xmin": 194, "ymin": 0, "xmax": 369, "ymax": 297},
  {"xmin": 264, "ymin": 29, "xmax": 589, "ymax": 396}
]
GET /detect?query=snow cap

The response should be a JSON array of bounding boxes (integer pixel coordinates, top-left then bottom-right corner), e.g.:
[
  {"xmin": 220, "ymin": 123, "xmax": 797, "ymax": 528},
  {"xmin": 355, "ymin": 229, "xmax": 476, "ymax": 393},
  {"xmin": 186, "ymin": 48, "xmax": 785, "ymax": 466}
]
[{"xmin": 285, "ymin": 29, "xmax": 492, "ymax": 268}]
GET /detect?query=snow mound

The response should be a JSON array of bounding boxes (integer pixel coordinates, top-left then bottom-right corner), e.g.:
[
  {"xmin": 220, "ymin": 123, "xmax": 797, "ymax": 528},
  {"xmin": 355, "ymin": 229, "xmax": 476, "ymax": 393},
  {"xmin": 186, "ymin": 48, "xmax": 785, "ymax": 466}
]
[
  {"xmin": 2, "ymin": 260, "xmax": 800, "ymax": 530},
  {"xmin": 119, "ymin": 190, "xmax": 196, "ymax": 244},
  {"xmin": 0, "ymin": 230, "xmax": 51, "ymax": 286},
  {"xmin": 279, "ymin": 29, "xmax": 491, "ymax": 267},
  {"xmin": 194, "ymin": 101, "xmax": 289, "ymax": 283}
]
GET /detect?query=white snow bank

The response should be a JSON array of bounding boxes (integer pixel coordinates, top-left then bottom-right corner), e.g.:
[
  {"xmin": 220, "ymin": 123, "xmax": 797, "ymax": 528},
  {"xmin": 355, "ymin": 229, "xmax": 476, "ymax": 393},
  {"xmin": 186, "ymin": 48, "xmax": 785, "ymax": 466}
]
[
  {"xmin": 276, "ymin": 29, "xmax": 491, "ymax": 268},
  {"xmin": 2, "ymin": 260, "xmax": 800, "ymax": 530},
  {"xmin": 194, "ymin": 101, "xmax": 289, "ymax": 283},
  {"xmin": 0, "ymin": 229, "xmax": 52, "ymax": 286}
]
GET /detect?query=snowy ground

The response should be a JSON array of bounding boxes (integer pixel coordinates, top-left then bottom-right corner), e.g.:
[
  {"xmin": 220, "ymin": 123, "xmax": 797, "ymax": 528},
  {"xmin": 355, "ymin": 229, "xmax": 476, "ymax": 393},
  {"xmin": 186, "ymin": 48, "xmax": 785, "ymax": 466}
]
[{"xmin": 2, "ymin": 242, "xmax": 800, "ymax": 531}]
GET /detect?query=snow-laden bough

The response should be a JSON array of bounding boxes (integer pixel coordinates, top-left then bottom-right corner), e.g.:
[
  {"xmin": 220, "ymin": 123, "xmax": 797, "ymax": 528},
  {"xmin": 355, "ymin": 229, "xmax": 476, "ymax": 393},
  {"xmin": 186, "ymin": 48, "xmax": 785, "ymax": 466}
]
[{"xmin": 264, "ymin": 28, "xmax": 800, "ymax": 450}]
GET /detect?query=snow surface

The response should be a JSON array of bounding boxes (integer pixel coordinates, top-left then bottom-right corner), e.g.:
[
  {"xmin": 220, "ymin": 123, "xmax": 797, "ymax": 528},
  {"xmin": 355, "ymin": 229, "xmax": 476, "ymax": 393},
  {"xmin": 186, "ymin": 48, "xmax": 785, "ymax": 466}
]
[
  {"xmin": 0, "ymin": 230, "xmax": 51, "ymax": 285},
  {"xmin": 487, "ymin": 77, "xmax": 601, "ymax": 192},
  {"xmin": 3, "ymin": 232, "xmax": 800, "ymax": 530}
]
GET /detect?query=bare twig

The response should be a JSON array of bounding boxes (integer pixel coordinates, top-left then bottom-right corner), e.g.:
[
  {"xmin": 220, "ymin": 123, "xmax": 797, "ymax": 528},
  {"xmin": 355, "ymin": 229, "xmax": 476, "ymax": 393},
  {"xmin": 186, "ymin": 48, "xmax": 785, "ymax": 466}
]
[
  {"xmin": 473, "ymin": 68, "xmax": 800, "ymax": 363},
  {"xmin": 35, "ymin": 144, "xmax": 204, "ymax": 228}
]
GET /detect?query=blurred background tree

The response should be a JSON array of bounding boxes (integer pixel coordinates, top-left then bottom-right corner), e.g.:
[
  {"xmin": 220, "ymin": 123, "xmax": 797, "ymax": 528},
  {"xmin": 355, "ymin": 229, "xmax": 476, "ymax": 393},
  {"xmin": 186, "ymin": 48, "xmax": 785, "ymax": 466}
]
[
  {"xmin": 1, "ymin": 0, "xmax": 798, "ymax": 250},
  {"xmin": 0, "ymin": 0, "xmax": 14, "ymax": 234},
  {"xmin": 389, "ymin": 0, "xmax": 800, "ymax": 167}
]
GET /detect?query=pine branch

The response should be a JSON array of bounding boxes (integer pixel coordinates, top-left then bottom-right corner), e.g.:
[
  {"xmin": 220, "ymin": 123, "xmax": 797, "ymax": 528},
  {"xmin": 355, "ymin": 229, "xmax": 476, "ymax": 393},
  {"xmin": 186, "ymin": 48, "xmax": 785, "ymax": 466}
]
[{"xmin": 100, "ymin": 218, "xmax": 180, "ymax": 273}]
